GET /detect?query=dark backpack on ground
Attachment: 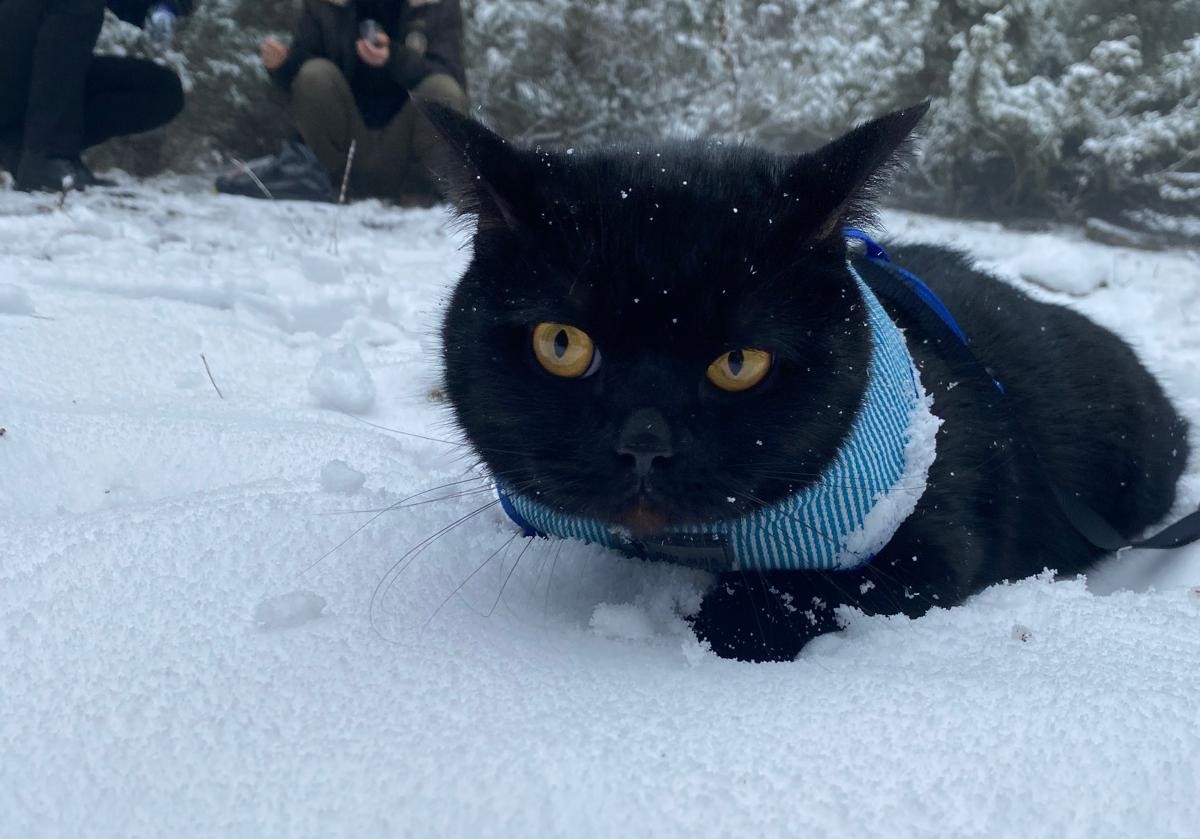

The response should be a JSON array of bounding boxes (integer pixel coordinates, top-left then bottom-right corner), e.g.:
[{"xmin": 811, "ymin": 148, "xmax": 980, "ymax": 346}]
[{"xmin": 215, "ymin": 141, "xmax": 336, "ymax": 203}]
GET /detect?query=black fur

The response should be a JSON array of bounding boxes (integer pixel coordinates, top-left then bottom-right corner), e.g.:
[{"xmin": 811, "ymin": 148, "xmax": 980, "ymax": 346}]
[{"xmin": 426, "ymin": 102, "xmax": 1189, "ymax": 662}]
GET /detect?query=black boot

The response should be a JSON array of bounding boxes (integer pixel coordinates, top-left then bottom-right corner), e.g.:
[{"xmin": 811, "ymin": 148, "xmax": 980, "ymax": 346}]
[
  {"xmin": 71, "ymin": 157, "xmax": 116, "ymax": 188},
  {"xmin": 15, "ymin": 152, "xmax": 80, "ymax": 193}
]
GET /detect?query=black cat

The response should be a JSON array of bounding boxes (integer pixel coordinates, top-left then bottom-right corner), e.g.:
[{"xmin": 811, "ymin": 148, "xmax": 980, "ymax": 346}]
[{"xmin": 426, "ymin": 101, "xmax": 1190, "ymax": 662}]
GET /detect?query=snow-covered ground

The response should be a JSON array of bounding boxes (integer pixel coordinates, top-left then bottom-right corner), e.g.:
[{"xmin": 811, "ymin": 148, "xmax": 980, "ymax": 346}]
[{"xmin": 2, "ymin": 179, "xmax": 1199, "ymax": 837}]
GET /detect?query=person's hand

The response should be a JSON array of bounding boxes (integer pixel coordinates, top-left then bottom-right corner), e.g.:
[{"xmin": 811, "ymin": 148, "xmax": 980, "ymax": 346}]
[
  {"xmin": 260, "ymin": 37, "xmax": 290, "ymax": 71},
  {"xmin": 356, "ymin": 32, "xmax": 390, "ymax": 67}
]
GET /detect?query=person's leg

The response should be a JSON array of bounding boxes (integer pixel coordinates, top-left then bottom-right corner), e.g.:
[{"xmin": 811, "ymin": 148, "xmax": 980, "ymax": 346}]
[
  {"xmin": 289, "ymin": 58, "xmax": 368, "ymax": 185},
  {"xmin": 407, "ymin": 74, "xmax": 468, "ymax": 178},
  {"xmin": 366, "ymin": 73, "xmax": 467, "ymax": 201},
  {"xmin": 4, "ymin": 0, "xmax": 106, "ymax": 189},
  {"xmin": 0, "ymin": 137, "xmax": 18, "ymax": 174},
  {"xmin": 0, "ymin": 0, "xmax": 50, "ymax": 172},
  {"xmin": 0, "ymin": 0, "xmax": 45, "ymax": 138},
  {"xmin": 20, "ymin": 0, "xmax": 105, "ymax": 158},
  {"xmin": 81, "ymin": 56, "xmax": 184, "ymax": 149}
]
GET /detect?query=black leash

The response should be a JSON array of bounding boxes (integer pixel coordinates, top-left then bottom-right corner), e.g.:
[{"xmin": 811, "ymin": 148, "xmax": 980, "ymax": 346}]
[{"xmin": 850, "ymin": 240, "xmax": 1200, "ymax": 556}]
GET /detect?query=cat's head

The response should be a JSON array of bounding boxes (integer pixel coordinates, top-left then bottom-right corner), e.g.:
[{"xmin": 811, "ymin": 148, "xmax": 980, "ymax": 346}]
[{"xmin": 428, "ymin": 103, "xmax": 927, "ymax": 537}]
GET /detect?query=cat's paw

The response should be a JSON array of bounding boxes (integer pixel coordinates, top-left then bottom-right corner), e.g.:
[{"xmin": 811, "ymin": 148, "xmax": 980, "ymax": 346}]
[{"xmin": 690, "ymin": 572, "xmax": 838, "ymax": 662}]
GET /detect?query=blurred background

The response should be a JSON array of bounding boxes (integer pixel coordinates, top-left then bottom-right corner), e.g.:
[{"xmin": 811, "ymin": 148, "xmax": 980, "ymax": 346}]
[{"xmin": 94, "ymin": 0, "xmax": 1200, "ymax": 241}]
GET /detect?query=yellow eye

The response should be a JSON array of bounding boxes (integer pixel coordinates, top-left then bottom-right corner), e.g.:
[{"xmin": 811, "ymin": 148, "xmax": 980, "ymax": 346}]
[
  {"xmin": 532, "ymin": 323, "xmax": 599, "ymax": 378},
  {"xmin": 707, "ymin": 349, "xmax": 772, "ymax": 392}
]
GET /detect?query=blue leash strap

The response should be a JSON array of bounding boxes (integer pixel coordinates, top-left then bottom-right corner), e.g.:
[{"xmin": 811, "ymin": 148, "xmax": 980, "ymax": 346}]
[
  {"xmin": 844, "ymin": 227, "xmax": 971, "ymax": 346},
  {"xmin": 845, "ymin": 227, "xmax": 1004, "ymax": 393}
]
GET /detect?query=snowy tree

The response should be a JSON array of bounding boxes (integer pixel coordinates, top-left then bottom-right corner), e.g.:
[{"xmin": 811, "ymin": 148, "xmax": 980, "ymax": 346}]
[
  {"xmin": 459, "ymin": 0, "xmax": 1199, "ymax": 230},
  {"xmin": 920, "ymin": 1, "xmax": 1200, "ymax": 226},
  {"xmin": 92, "ymin": 0, "xmax": 1200, "ymax": 234}
]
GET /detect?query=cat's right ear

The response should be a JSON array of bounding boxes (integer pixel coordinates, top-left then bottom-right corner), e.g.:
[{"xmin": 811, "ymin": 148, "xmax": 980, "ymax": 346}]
[
  {"xmin": 416, "ymin": 101, "xmax": 535, "ymax": 231},
  {"xmin": 779, "ymin": 102, "xmax": 930, "ymax": 242}
]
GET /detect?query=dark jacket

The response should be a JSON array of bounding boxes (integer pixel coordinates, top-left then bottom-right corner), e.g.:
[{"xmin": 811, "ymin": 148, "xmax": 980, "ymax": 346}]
[{"xmin": 270, "ymin": 0, "xmax": 465, "ymax": 95}]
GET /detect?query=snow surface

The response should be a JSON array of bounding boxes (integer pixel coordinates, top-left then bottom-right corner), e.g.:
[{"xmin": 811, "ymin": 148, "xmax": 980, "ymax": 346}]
[
  {"xmin": 2, "ymin": 180, "xmax": 1200, "ymax": 836},
  {"xmin": 254, "ymin": 589, "xmax": 328, "ymax": 631},
  {"xmin": 308, "ymin": 343, "xmax": 377, "ymax": 414},
  {"xmin": 320, "ymin": 458, "xmax": 367, "ymax": 494},
  {"xmin": 0, "ymin": 282, "xmax": 36, "ymax": 316}
]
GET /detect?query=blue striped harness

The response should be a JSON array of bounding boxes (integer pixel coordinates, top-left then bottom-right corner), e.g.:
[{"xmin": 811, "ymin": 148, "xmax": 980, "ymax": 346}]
[{"xmin": 495, "ymin": 259, "xmax": 941, "ymax": 574}]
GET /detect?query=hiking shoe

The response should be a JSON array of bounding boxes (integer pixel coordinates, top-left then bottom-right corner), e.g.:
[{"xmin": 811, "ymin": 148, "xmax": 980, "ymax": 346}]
[
  {"xmin": 71, "ymin": 157, "xmax": 117, "ymax": 188},
  {"xmin": 15, "ymin": 153, "xmax": 79, "ymax": 193},
  {"xmin": 215, "ymin": 140, "xmax": 337, "ymax": 203}
]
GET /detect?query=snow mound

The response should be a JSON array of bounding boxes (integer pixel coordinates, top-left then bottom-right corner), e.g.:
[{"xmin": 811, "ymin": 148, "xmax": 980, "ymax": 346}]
[
  {"xmin": 320, "ymin": 459, "xmax": 366, "ymax": 493},
  {"xmin": 308, "ymin": 343, "xmax": 376, "ymax": 414},
  {"xmin": 590, "ymin": 602, "xmax": 658, "ymax": 641},
  {"xmin": 0, "ymin": 282, "xmax": 35, "ymax": 315}
]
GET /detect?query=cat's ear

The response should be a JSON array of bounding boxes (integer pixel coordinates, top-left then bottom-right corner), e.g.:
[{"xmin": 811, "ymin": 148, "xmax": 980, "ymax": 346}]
[
  {"xmin": 780, "ymin": 102, "xmax": 929, "ymax": 242},
  {"xmin": 416, "ymin": 101, "xmax": 537, "ymax": 231}
]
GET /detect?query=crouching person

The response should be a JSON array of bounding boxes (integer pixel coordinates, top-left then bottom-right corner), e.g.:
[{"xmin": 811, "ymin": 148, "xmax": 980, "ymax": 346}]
[
  {"xmin": 0, "ymin": 0, "xmax": 195, "ymax": 192},
  {"xmin": 260, "ymin": 0, "xmax": 467, "ymax": 204}
]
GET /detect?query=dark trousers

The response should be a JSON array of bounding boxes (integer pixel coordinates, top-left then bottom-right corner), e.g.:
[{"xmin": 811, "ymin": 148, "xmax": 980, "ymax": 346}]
[
  {"xmin": 289, "ymin": 59, "xmax": 468, "ymax": 201},
  {"xmin": 0, "ymin": 0, "xmax": 183, "ymax": 159}
]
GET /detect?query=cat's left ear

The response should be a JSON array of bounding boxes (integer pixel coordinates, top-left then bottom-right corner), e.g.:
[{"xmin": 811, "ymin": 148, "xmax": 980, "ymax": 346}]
[
  {"xmin": 781, "ymin": 102, "xmax": 930, "ymax": 241},
  {"xmin": 415, "ymin": 100, "xmax": 539, "ymax": 231}
]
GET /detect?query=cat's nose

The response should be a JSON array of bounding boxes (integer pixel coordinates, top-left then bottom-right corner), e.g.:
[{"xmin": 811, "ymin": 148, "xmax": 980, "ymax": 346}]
[{"xmin": 616, "ymin": 408, "xmax": 674, "ymax": 477}]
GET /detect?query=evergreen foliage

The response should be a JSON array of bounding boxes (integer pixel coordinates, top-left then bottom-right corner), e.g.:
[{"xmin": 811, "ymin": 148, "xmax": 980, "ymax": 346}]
[{"xmin": 95, "ymin": 0, "xmax": 1200, "ymax": 230}]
